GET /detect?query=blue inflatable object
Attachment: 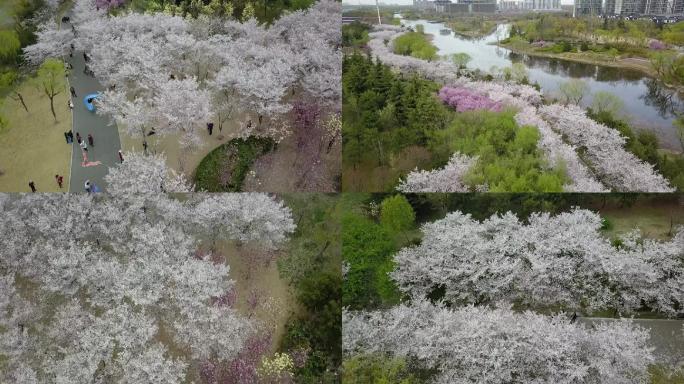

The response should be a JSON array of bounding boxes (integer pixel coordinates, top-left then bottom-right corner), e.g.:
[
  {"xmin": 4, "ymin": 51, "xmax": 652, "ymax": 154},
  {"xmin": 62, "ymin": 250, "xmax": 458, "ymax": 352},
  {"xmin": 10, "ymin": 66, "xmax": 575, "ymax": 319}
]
[{"xmin": 84, "ymin": 93, "xmax": 99, "ymax": 111}]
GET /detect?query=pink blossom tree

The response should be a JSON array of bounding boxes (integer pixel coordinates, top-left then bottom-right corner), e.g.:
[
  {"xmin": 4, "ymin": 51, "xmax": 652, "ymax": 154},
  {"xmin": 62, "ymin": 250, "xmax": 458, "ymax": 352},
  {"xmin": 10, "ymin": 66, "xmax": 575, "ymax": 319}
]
[{"xmin": 438, "ymin": 86, "xmax": 503, "ymax": 112}]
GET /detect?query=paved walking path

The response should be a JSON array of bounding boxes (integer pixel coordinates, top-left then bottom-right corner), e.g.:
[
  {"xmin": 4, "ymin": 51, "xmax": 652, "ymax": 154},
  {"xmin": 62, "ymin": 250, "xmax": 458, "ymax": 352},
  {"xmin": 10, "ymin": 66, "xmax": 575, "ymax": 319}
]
[{"xmin": 64, "ymin": 25, "xmax": 121, "ymax": 192}]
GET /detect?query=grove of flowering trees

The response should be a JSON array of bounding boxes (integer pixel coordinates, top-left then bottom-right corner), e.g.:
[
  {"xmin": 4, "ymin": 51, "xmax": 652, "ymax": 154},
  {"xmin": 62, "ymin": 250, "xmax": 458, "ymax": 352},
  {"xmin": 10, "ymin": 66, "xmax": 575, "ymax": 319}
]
[
  {"xmin": 391, "ymin": 209, "xmax": 684, "ymax": 316},
  {"xmin": 23, "ymin": 0, "xmax": 341, "ymax": 183},
  {"xmin": 366, "ymin": 25, "xmax": 674, "ymax": 193},
  {"xmin": 539, "ymin": 104, "xmax": 674, "ymax": 192},
  {"xmin": 0, "ymin": 193, "xmax": 295, "ymax": 383},
  {"xmin": 343, "ymin": 300, "xmax": 655, "ymax": 384}
]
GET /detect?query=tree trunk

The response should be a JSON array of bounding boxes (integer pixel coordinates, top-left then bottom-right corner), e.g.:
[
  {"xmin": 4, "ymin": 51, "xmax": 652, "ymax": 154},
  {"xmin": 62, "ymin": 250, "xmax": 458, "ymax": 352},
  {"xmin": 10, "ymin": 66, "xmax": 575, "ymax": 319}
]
[
  {"xmin": 49, "ymin": 96, "xmax": 56, "ymax": 121},
  {"xmin": 15, "ymin": 92, "xmax": 28, "ymax": 113}
]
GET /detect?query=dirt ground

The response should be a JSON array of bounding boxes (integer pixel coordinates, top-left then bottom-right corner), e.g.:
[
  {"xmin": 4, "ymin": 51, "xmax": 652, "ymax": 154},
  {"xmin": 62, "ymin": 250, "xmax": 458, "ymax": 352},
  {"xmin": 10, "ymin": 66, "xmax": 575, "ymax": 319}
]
[
  {"xmin": 118, "ymin": 115, "xmax": 244, "ymax": 179},
  {"xmin": 0, "ymin": 76, "xmax": 71, "ymax": 192},
  {"xmin": 342, "ymin": 145, "xmax": 433, "ymax": 192},
  {"xmin": 243, "ymin": 133, "xmax": 341, "ymax": 193},
  {"xmin": 220, "ymin": 241, "xmax": 295, "ymax": 353}
]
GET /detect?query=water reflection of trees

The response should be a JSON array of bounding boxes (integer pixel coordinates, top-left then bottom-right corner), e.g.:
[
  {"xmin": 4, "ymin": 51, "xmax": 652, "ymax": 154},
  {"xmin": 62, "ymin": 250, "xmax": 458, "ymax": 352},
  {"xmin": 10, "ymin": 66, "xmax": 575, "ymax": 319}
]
[
  {"xmin": 640, "ymin": 78, "xmax": 683, "ymax": 118},
  {"xmin": 507, "ymin": 53, "xmax": 646, "ymax": 84}
]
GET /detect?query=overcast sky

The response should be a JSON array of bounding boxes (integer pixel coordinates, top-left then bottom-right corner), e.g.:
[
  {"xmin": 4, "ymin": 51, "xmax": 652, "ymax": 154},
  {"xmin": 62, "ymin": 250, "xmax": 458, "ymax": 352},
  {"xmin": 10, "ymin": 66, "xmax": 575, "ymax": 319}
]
[{"xmin": 342, "ymin": 0, "xmax": 575, "ymax": 6}]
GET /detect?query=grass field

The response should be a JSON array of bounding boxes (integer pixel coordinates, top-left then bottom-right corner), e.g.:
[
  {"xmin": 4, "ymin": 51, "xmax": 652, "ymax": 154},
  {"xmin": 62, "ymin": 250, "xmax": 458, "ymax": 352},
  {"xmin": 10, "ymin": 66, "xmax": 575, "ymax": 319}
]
[
  {"xmin": 342, "ymin": 146, "xmax": 434, "ymax": 192},
  {"xmin": 598, "ymin": 202, "xmax": 684, "ymax": 240},
  {"xmin": 0, "ymin": 75, "xmax": 71, "ymax": 192}
]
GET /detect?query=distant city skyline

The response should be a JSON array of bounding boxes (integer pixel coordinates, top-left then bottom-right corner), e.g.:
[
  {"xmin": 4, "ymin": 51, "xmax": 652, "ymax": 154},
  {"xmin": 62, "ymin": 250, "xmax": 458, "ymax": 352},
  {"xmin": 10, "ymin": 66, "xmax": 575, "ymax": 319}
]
[{"xmin": 342, "ymin": 0, "xmax": 575, "ymax": 5}]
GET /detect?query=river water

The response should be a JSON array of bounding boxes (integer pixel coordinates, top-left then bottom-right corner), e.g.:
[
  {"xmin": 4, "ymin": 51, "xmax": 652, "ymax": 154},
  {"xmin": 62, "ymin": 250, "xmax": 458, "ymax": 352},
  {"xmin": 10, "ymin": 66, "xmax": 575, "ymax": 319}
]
[{"xmin": 399, "ymin": 17, "xmax": 684, "ymax": 151}]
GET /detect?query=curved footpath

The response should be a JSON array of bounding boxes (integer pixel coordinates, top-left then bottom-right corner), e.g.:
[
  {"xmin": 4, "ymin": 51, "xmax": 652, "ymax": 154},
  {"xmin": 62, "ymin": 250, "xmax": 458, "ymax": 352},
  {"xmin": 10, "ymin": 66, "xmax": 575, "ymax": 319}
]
[{"xmin": 64, "ymin": 23, "xmax": 121, "ymax": 192}]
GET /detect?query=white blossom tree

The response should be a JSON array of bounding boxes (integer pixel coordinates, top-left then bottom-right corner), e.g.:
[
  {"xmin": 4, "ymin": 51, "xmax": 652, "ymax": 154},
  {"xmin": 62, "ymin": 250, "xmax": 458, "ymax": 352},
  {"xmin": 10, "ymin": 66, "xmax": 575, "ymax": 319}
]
[
  {"xmin": 397, "ymin": 152, "xmax": 478, "ymax": 192},
  {"xmin": 343, "ymin": 301, "xmax": 655, "ymax": 384},
  {"xmin": 390, "ymin": 209, "xmax": 684, "ymax": 316},
  {"xmin": 0, "ymin": 193, "xmax": 297, "ymax": 383},
  {"xmin": 103, "ymin": 151, "xmax": 193, "ymax": 193},
  {"xmin": 22, "ymin": 21, "xmax": 74, "ymax": 66}
]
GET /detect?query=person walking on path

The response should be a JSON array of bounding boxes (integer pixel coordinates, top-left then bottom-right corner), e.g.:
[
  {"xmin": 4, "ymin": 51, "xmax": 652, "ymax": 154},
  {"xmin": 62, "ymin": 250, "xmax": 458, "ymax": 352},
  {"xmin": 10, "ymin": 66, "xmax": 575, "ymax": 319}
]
[
  {"xmin": 68, "ymin": 100, "xmax": 73, "ymax": 111},
  {"xmin": 55, "ymin": 174, "xmax": 64, "ymax": 189},
  {"xmin": 70, "ymin": 86, "xmax": 77, "ymax": 98},
  {"xmin": 207, "ymin": 122, "xmax": 214, "ymax": 136},
  {"xmin": 88, "ymin": 134, "xmax": 94, "ymax": 147},
  {"xmin": 84, "ymin": 180, "xmax": 91, "ymax": 193},
  {"xmin": 142, "ymin": 141, "xmax": 148, "ymax": 154},
  {"xmin": 76, "ymin": 132, "xmax": 81, "ymax": 144},
  {"xmin": 28, "ymin": 181, "xmax": 36, "ymax": 193},
  {"xmin": 67, "ymin": 131, "xmax": 74, "ymax": 143},
  {"xmin": 64, "ymin": 132, "xmax": 70, "ymax": 144},
  {"xmin": 80, "ymin": 138, "xmax": 88, "ymax": 153},
  {"xmin": 118, "ymin": 150, "xmax": 124, "ymax": 163}
]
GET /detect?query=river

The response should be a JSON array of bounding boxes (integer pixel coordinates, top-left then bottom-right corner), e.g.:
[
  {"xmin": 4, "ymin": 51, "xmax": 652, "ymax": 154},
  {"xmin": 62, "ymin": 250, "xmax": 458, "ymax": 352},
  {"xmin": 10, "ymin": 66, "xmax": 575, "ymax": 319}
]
[{"xmin": 399, "ymin": 17, "xmax": 684, "ymax": 151}]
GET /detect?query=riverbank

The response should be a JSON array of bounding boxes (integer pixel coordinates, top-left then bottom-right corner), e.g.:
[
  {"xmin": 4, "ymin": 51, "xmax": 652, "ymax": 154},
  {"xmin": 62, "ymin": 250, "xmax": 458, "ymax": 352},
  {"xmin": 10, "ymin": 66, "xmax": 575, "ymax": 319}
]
[
  {"xmin": 449, "ymin": 20, "xmax": 501, "ymax": 39},
  {"xmin": 497, "ymin": 40, "xmax": 684, "ymax": 94}
]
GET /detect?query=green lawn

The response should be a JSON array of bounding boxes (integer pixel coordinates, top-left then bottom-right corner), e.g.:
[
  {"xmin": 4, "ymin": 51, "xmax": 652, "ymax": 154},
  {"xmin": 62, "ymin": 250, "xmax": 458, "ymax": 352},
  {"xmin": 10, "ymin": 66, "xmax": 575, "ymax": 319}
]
[{"xmin": 0, "ymin": 74, "xmax": 71, "ymax": 192}]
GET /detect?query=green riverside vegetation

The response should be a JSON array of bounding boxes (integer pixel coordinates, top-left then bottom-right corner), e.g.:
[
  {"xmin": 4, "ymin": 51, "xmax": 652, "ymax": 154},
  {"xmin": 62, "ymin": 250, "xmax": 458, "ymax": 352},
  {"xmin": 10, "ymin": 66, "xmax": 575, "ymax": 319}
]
[
  {"xmin": 342, "ymin": 52, "xmax": 567, "ymax": 192},
  {"xmin": 392, "ymin": 27, "xmax": 438, "ymax": 61}
]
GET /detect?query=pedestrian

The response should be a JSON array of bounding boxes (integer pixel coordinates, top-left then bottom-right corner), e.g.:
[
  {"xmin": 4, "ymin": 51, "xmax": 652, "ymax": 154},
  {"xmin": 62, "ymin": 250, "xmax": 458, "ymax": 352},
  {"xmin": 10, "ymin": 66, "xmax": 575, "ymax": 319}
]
[
  {"xmin": 28, "ymin": 181, "xmax": 36, "ymax": 193},
  {"xmin": 64, "ymin": 131, "xmax": 69, "ymax": 144},
  {"xmin": 67, "ymin": 131, "xmax": 74, "ymax": 143},
  {"xmin": 55, "ymin": 174, "xmax": 63, "ymax": 189},
  {"xmin": 88, "ymin": 133, "xmax": 94, "ymax": 147},
  {"xmin": 142, "ymin": 141, "xmax": 148, "ymax": 153},
  {"xmin": 76, "ymin": 132, "xmax": 81, "ymax": 144},
  {"xmin": 207, "ymin": 122, "xmax": 214, "ymax": 136},
  {"xmin": 84, "ymin": 180, "xmax": 91, "ymax": 193},
  {"xmin": 83, "ymin": 52, "xmax": 88, "ymax": 62},
  {"xmin": 118, "ymin": 150, "xmax": 124, "ymax": 163},
  {"xmin": 80, "ymin": 138, "xmax": 88, "ymax": 152},
  {"xmin": 68, "ymin": 100, "xmax": 73, "ymax": 111},
  {"xmin": 70, "ymin": 86, "xmax": 76, "ymax": 98}
]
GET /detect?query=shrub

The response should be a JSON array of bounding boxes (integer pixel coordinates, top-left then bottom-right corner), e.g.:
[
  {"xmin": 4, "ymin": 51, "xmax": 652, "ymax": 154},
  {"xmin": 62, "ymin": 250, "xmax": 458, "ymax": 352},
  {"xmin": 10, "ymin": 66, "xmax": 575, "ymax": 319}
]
[{"xmin": 194, "ymin": 137, "xmax": 275, "ymax": 191}]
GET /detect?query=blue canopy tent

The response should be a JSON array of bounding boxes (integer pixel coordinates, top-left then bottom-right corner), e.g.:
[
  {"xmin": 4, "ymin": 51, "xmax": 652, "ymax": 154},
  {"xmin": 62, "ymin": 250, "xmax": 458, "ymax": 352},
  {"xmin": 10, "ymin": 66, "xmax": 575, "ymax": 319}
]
[{"xmin": 83, "ymin": 93, "xmax": 100, "ymax": 112}]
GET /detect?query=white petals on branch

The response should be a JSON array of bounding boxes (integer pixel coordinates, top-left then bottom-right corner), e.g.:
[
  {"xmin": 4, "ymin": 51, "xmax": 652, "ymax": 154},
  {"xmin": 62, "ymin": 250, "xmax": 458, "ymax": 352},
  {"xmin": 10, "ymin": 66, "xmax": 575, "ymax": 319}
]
[
  {"xmin": 515, "ymin": 107, "xmax": 606, "ymax": 192},
  {"xmin": 391, "ymin": 209, "xmax": 684, "ymax": 316},
  {"xmin": 539, "ymin": 104, "xmax": 674, "ymax": 192},
  {"xmin": 104, "ymin": 152, "xmax": 193, "ymax": 193},
  {"xmin": 343, "ymin": 301, "xmax": 655, "ymax": 383},
  {"xmin": 397, "ymin": 152, "xmax": 477, "ymax": 192}
]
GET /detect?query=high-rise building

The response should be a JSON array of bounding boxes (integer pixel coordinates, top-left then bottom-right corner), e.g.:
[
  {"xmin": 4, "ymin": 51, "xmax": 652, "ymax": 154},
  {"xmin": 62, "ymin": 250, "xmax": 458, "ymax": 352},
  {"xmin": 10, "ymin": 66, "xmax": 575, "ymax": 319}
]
[
  {"xmin": 602, "ymin": 0, "xmax": 683, "ymax": 14},
  {"xmin": 672, "ymin": 0, "xmax": 684, "ymax": 13},
  {"xmin": 574, "ymin": 0, "xmax": 602, "ymax": 15}
]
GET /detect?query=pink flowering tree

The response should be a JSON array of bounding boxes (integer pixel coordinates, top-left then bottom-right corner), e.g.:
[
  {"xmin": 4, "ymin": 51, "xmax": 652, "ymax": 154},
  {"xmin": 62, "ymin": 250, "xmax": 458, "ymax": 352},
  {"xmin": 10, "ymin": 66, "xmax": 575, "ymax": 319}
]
[
  {"xmin": 438, "ymin": 86, "xmax": 503, "ymax": 112},
  {"xmin": 648, "ymin": 40, "xmax": 665, "ymax": 50},
  {"xmin": 94, "ymin": 0, "xmax": 126, "ymax": 9}
]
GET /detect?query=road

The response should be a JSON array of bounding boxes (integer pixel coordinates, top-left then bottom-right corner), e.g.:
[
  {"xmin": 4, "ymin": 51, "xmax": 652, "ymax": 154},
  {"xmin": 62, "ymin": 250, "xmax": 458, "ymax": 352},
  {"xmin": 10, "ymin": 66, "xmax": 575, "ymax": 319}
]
[{"xmin": 64, "ymin": 25, "xmax": 121, "ymax": 193}]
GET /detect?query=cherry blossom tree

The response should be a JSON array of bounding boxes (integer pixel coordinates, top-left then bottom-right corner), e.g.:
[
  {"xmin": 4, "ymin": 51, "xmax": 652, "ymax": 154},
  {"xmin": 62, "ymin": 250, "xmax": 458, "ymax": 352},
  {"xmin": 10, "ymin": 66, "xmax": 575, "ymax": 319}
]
[
  {"xmin": 390, "ymin": 209, "xmax": 684, "ymax": 316},
  {"xmin": 21, "ymin": 21, "xmax": 74, "ymax": 66},
  {"xmin": 438, "ymin": 86, "xmax": 503, "ymax": 112},
  {"xmin": 539, "ymin": 104, "xmax": 674, "ymax": 192},
  {"xmin": 343, "ymin": 300, "xmax": 655, "ymax": 384},
  {"xmin": 515, "ymin": 106, "xmax": 606, "ymax": 192},
  {"xmin": 104, "ymin": 151, "xmax": 193, "ymax": 193},
  {"xmin": 397, "ymin": 152, "xmax": 477, "ymax": 193},
  {"xmin": 0, "ymin": 193, "xmax": 297, "ymax": 383}
]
